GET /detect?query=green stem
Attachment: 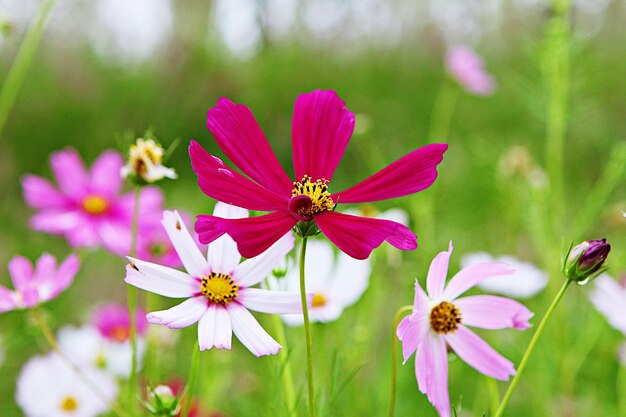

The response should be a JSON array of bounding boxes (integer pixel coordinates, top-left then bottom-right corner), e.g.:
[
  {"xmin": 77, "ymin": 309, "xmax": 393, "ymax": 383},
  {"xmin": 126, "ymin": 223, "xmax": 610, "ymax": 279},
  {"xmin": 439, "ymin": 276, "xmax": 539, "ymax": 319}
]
[
  {"xmin": 31, "ymin": 308, "xmax": 131, "ymax": 417},
  {"xmin": 0, "ymin": 0, "xmax": 56, "ymax": 137},
  {"xmin": 494, "ymin": 279, "xmax": 572, "ymax": 417},
  {"xmin": 299, "ymin": 237, "xmax": 316, "ymax": 417},
  {"xmin": 272, "ymin": 311, "xmax": 297, "ymax": 416},
  {"xmin": 387, "ymin": 305, "xmax": 414, "ymax": 417},
  {"xmin": 486, "ymin": 377, "xmax": 500, "ymax": 416},
  {"xmin": 181, "ymin": 342, "xmax": 200, "ymax": 417},
  {"xmin": 428, "ymin": 79, "xmax": 459, "ymax": 142},
  {"xmin": 127, "ymin": 186, "xmax": 141, "ymax": 413}
]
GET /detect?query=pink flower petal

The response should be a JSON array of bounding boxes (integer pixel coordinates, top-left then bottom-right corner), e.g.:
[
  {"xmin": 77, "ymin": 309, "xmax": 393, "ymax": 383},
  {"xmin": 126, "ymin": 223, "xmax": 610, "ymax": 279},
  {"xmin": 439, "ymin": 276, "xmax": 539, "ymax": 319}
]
[
  {"xmin": 412, "ymin": 279, "xmax": 430, "ymax": 314},
  {"xmin": 333, "ymin": 143, "xmax": 447, "ymax": 203},
  {"xmin": 227, "ymin": 302, "xmax": 281, "ymax": 357},
  {"xmin": 89, "ymin": 151, "xmax": 124, "ymax": 197},
  {"xmin": 206, "ymin": 98, "xmax": 293, "ymax": 195},
  {"xmin": 0, "ymin": 285, "xmax": 16, "ymax": 312},
  {"xmin": 238, "ymin": 288, "xmax": 305, "ymax": 314},
  {"xmin": 147, "ymin": 297, "xmax": 208, "ymax": 329},
  {"xmin": 48, "ymin": 254, "xmax": 80, "ymax": 300},
  {"xmin": 454, "ymin": 295, "xmax": 532, "ymax": 330},
  {"xmin": 416, "ymin": 332, "xmax": 450, "ymax": 417},
  {"xmin": 161, "ymin": 211, "xmax": 208, "ymax": 277},
  {"xmin": 198, "ymin": 304, "xmax": 232, "ymax": 350},
  {"xmin": 8, "ymin": 256, "xmax": 33, "ymax": 291},
  {"xmin": 443, "ymin": 262, "xmax": 515, "ymax": 301},
  {"xmin": 21, "ymin": 175, "xmax": 68, "ymax": 209},
  {"xmin": 207, "ymin": 203, "xmax": 248, "ymax": 274},
  {"xmin": 314, "ymin": 211, "xmax": 417, "ymax": 260},
  {"xmin": 427, "ymin": 241, "xmax": 453, "ymax": 300},
  {"xmin": 397, "ymin": 313, "xmax": 429, "ymax": 364},
  {"xmin": 30, "ymin": 210, "xmax": 84, "ymax": 235},
  {"xmin": 195, "ymin": 212, "xmax": 297, "ymax": 259},
  {"xmin": 125, "ymin": 259, "xmax": 198, "ymax": 298},
  {"xmin": 49, "ymin": 148, "xmax": 89, "ymax": 197},
  {"xmin": 189, "ymin": 140, "xmax": 289, "ymax": 212},
  {"xmin": 445, "ymin": 325, "xmax": 516, "ymax": 380},
  {"xmin": 292, "ymin": 90, "xmax": 355, "ymax": 182},
  {"xmin": 233, "ymin": 233, "xmax": 294, "ymax": 287}
]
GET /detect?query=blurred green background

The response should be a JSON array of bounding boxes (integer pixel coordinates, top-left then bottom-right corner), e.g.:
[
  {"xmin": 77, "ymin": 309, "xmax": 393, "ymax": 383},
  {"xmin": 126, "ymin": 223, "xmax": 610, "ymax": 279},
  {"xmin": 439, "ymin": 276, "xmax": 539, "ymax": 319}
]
[{"xmin": 0, "ymin": 0, "xmax": 625, "ymax": 416}]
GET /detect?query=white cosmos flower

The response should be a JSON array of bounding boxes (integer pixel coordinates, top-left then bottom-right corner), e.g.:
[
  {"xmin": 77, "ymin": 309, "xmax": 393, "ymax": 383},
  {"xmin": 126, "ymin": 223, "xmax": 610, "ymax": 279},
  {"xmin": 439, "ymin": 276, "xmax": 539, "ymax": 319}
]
[
  {"xmin": 120, "ymin": 138, "xmax": 177, "ymax": 184},
  {"xmin": 125, "ymin": 203, "xmax": 304, "ymax": 357},
  {"xmin": 460, "ymin": 252, "xmax": 547, "ymax": 299},
  {"xmin": 57, "ymin": 325, "xmax": 146, "ymax": 379},
  {"xmin": 16, "ymin": 353, "xmax": 118, "ymax": 417},
  {"xmin": 589, "ymin": 273, "xmax": 626, "ymax": 336},
  {"xmin": 270, "ymin": 239, "xmax": 371, "ymax": 326}
]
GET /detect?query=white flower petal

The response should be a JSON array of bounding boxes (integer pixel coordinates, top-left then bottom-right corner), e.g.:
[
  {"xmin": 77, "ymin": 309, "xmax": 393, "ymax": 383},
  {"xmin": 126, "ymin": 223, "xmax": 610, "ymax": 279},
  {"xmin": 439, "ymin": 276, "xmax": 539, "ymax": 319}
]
[
  {"xmin": 233, "ymin": 233, "xmax": 294, "ymax": 287},
  {"xmin": 125, "ymin": 258, "xmax": 198, "ymax": 298},
  {"xmin": 161, "ymin": 210, "xmax": 208, "ymax": 277},
  {"xmin": 147, "ymin": 297, "xmax": 207, "ymax": 329},
  {"xmin": 329, "ymin": 249, "xmax": 371, "ymax": 307},
  {"xmin": 590, "ymin": 274, "xmax": 626, "ymax": 335},
  {"xmin": 198, "ymin": 305, "xmax": 232, "ymax": 350},
  {"xmin": 207, "ymin": 202, "xmax": 248, "ymax": 274},
  {"xmin": 227, "ymin": 303, "xmax": 281, "ymax": 357},
  {"xmin": 239, "ymin": 288, "xmax": 304, "ymax": 314}
]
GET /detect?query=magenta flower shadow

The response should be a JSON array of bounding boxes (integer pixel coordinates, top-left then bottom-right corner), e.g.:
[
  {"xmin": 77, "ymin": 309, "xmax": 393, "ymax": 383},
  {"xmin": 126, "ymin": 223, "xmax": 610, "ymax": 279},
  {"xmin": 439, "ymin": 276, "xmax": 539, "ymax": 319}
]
[{"xmin": 190, "ymin": 90, "xmax": 448, "ymax": 259}]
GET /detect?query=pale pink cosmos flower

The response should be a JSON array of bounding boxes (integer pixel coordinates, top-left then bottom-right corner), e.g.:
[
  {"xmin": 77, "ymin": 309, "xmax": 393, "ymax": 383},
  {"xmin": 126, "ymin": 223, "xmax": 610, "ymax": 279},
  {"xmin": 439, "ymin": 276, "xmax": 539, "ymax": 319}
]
[
  {"xmin": 22, "ymin": 148, "xmax": 163, "ymax": 254},
  {"xmin": 589, "ymin": 273, "xmax": 626, "ymax": 336},
  {"xmin": 446, "ymin": 45, "xmax": 497, "ymax": 96},
  {"xmin": 191, "ymin": 90, "xmax": 447, "ymax": 260},
  {"xmin": 125, "ymin": 203, "xmax": 305, "ymax": 356},
  {"xmin": 397, "ymin": 242, "xmax": 532, "ymax": 417},
  {"xmin": 0, "ymin": 253, "xmax": 79, "ymax": 312}
]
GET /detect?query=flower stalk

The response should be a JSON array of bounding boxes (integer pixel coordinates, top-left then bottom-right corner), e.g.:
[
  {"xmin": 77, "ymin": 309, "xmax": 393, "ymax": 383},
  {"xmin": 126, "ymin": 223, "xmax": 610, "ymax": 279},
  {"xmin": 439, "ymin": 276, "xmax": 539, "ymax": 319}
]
[
  {"xmin": 299, "ymin": 237, "xmax": 316, "ymax": 417},
  {"xmin": 387, "ymin": 305, "xmax": 414, "ymax": 417},
  {"xmin": 181, "ymin": 342, "xmax": 200, "ymax": 417},
  {"xmin": 271, "ymin": 313, "xmax": 297, "ymax": 417},
  {"xmin": 127, "ymin": 186, "xmax": 141, "ymax": 413}
]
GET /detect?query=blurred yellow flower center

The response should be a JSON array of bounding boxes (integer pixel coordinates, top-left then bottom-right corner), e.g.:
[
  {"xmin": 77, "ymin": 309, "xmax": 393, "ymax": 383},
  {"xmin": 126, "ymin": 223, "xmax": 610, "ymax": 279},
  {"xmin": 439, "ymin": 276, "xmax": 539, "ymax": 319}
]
[
  {"xmin": 430, "ymin": 301, "xmax": 461, "ymax": 334},
  {"xmin": 60, "ymin": 396, "xmax": 79, "ymax": 412},
  {"xmin": 311, "ymin": 293, "xmax": 327, "ymax": 307},
  {"xmin": 292, "ymin": 175, "xmax": 334, "ymax": 215},
  {"xmin": 110, "ymin": 325, "xmax": 130, "ymax": 342},
  {"xmin": 201, "ymin": 272, "xmax": 239, "ymax": 305},
  {"xmin": 82, "ymin": 195, "xmax": 108, "ymax": 215}
]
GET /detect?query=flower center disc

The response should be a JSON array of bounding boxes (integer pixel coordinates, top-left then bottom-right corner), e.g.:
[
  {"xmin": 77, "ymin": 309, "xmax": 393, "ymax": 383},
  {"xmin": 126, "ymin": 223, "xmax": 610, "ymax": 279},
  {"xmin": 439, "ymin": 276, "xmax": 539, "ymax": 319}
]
[
  {"xmin": 311, "ymin": 293, "xmax": 326, "ymax": 307},
  {"xmin": 289, "ymin": 175, "xmax": 334, "ymax": 220},
  {"xmin": 201, "ymin": 272, "xmax": 239, "ymax": 305},
  {"xmin": 82, "ymin": 195, "xmax": 108, "ymax": 215},
  {"xmin": 430, "ymin": 301, "xmax": 462, "ymax": 334},
  {"xmin": 60, "ymin": 396, "xmax": 79, "ymax": 412}
]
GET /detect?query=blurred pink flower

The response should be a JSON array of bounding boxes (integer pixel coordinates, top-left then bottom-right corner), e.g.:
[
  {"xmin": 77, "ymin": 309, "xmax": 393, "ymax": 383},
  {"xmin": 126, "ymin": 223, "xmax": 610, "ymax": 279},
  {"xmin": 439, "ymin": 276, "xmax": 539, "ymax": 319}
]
[
  {"xmin": 125, "ymin": 204, "xmax": 305, "ymax": 357},
  {"xmin": 191, "ymin": 90, "xmax": 447, "ymax": 260},
  {"xmin": 92, "ymin": 303, "xmax": 148, "ymax": 342},
  {"xmin": 0, "ymin": 253, "xmax": 79, "ymax": 312},
  {"xmin": 446, "ymin": 45, "xmax": 496, "ymax": 96},
  {"xmin": 397, "ymin": 242, "xmax": 531, "ymax": 417},
  {"xmin": 22, "ymin": 148, "xmax": 163, "ymax": 254}
]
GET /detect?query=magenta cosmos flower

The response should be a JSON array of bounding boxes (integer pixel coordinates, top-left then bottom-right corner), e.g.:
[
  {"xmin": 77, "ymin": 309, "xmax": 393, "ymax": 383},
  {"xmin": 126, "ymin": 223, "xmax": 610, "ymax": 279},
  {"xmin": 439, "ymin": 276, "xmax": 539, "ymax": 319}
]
[
  {"xmin": 397, "ymin": 242, "xmax": 532, "ymax": 417},
  {"xmin": 22, "ymin": 148, "xmax": 163, "ymax": 253},
  {"xmin": 190, "ymin": 90, "xmax": 448, "ymax": 260},
  {"xmin": 0, "ymin": 253, "xmax": 79, "ymax": 312},
  {"xmin": 125, "ymin": 203, "xmax": 305, "ymax": 356},
  {"xmin": 92, "ymin": 303, "xmax": 148, "ymax": 342},
  {"xmin": 446, "ymin": 45, "xmax": 496, "ymax": 96}
]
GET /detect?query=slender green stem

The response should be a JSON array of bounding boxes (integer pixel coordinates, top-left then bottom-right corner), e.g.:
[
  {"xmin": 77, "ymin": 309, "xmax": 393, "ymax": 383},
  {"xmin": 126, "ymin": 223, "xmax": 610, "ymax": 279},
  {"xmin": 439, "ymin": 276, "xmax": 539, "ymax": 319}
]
[
  {"xmin": 272, "ymin": 310, "xmax": 297, "ymax": 416},
  {"xmin": 494, "ymin": 279, "xmax": 572, "ymax": 417},
  {"xmin": 299, "ymin": 237, "xmax": 316, "ymax": 417},
  {"xmin": 127, "ymin": 186, "xmax": 141, "ymax": 413},
  {"xmin": 486, "ymin": 377, "xmax": 500, "ymax": 416},
  {"xmin": 31, "ymin": 308, "xmax": 131, "ymax": 417},
  {"xmin": 181, "ymin": 342, "xmax": 200, "ymax": 417},
  {"xmin": 387, "ymin": 305, "xmax": 414, "ymax": 417},
  {"xmin": 428, "ymin": 79, "xmax": 459, "ymax": 142},
  {"xmin": 0, "ymin": 0, "xmax": 56, "ymax": 137}
]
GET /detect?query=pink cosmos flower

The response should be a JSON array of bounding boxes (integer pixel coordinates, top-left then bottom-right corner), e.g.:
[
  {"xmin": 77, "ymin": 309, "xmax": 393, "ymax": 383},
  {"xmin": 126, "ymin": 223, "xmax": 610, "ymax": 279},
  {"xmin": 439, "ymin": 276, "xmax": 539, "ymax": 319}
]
[
  {"xmin": 190, "ymin": 90, "xmax": 447, "ymax": 260},
  {"xmin": 397, "ymin": 242, "xmax": 532, "ymax": 417},
  {"xmin": 92, "ymin": 303, "xmax": 148, "ymax": 342},
  {"xmin": 125, "ymin": 203, "xmax": 305, "ymax": 356},
  {"xmin": 22, "ymin": 148, "xmax": 163, "ymax": 254},
  {"xmin": 446, "ymin": 45, "xmax": 496, "ymax": 96},
  {"xmin": 0, "ymin": 253, "xmax": 79, "ymax": 312}
]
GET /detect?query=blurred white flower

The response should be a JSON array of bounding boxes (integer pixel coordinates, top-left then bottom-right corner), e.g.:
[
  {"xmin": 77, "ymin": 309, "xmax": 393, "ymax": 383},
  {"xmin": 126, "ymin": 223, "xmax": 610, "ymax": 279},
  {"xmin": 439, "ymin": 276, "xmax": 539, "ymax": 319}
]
[
  {"xmin": 57, "ymin": 325, "xmax": 146, "ymax": 379},
  {"xmin": 121, "ymin": 138, "xmax": 177, "ymax": 184},
  {"xmin": 460, "ymin": 252, "xmax": 547, "ymax": 299},
  {"xmin": 589, "ymin": 273, "xmax": 626, "ymax": 336},
  {"xmin": 270, "ymin": 239, "xmax": 371, "ymax": 325},
  {"xmin": 16, "ymin": 353, "xmax": 117, "ymax": 417},
  {"xmin": 146, "ymin": 324, "xmax": 180, "ymax": 349}
]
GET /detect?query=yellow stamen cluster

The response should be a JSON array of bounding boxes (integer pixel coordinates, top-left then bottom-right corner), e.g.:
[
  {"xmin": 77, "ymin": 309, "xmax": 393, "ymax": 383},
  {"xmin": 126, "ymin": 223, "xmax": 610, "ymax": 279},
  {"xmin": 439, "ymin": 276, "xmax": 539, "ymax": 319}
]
[
  {"xmin": 311, "ymin": 293, "xmax": 327, "ymax": 307},
  {"xmin": 129, "ymin": 138, "xmax": 164, "ymax": 177},
  {"xmin": 60, "ymin": 396, "xmax": 79, "ymax": 412},
  {"xmin": 81, "ymin": 195, "xmax": 108, "ymax": 215},
  {"xmin": 430, "ymin": 301, "xmax": 462, "ymax": 334},
  {"xmin": 291, "ymin": 175, "xmax": 334, "ymax": 215},
  {"xmin": 201, "ymin": 272, "xmax": 239, "ymax": 305}
]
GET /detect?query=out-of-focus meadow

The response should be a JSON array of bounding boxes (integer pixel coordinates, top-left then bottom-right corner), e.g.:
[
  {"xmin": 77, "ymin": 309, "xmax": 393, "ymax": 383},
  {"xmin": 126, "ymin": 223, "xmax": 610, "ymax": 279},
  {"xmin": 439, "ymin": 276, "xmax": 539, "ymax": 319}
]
[{"xmin": 0, "ymin": 0, "xmax": 625, "ymax": 416}]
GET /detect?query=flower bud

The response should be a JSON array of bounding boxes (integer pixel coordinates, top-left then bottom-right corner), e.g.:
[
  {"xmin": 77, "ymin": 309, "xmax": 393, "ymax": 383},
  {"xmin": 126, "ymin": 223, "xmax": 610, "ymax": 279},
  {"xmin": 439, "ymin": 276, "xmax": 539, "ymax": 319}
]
[
  {"xmin": 564, "ymin": 239, "xmax": 611, "ymax": 284},
  {"xmin": 143, "ymin": 385, "xmax": 181, "ymax": 416},
  {"xmin": 121, "ymin": 138, "xmax": 177, "ymax": 185}
]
